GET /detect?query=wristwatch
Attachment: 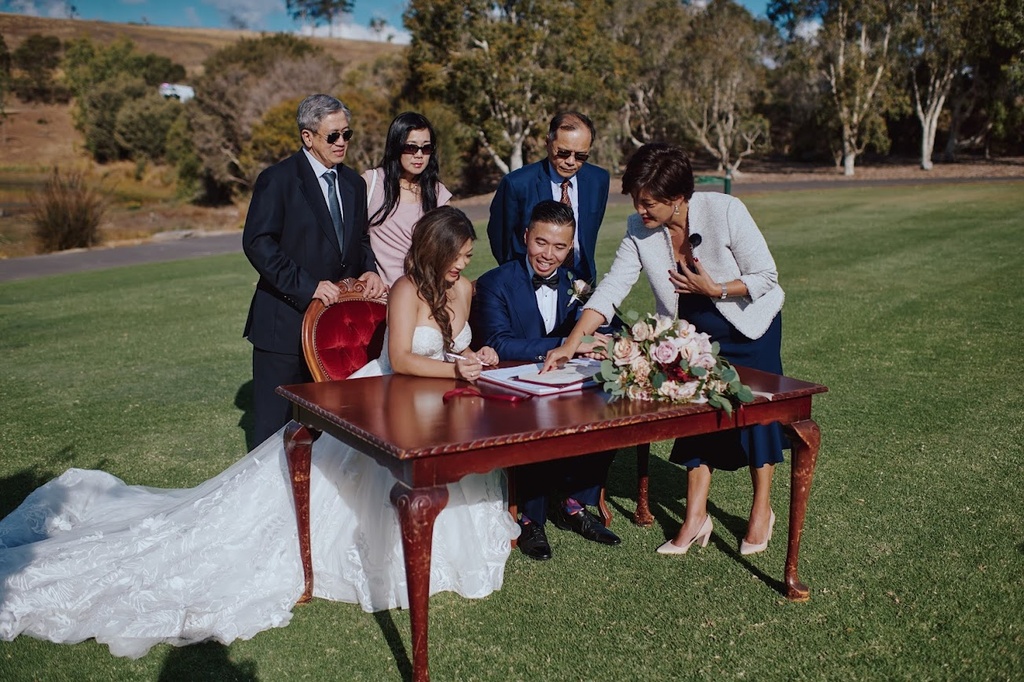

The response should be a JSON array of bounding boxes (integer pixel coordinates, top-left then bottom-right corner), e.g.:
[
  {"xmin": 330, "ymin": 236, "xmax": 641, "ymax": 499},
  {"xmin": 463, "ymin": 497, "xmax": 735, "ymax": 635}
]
[{"xmin": 719, "ymin": 283, "xmax": 728, "ymax": 300}]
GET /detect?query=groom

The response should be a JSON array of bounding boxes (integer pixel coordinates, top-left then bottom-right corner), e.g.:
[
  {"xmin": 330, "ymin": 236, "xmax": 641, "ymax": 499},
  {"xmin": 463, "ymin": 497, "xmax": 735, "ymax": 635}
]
[{"xmin": 472, "ymin": 200, "xmax": 619, "ymax": 560}]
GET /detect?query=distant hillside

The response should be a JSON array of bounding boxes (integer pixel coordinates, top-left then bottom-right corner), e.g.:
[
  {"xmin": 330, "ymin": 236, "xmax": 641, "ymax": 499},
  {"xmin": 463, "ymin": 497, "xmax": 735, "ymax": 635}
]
[{"xmin": 0, "ymin": 12, "xmax": 404, "ymax": 78}]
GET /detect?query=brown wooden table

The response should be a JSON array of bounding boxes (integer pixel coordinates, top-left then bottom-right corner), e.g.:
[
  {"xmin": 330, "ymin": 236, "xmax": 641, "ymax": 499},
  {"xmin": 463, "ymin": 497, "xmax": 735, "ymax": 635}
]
[{"xmin": 277, "ymin": 366, "xmax": 827, "ymax": 682}]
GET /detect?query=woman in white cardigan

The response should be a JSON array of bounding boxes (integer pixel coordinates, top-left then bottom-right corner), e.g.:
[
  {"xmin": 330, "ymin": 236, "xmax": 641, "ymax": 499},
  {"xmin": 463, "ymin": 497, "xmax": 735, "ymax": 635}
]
[{"xmin": 544, "ymin": 143, "xmax": 785, "ymax": 557}]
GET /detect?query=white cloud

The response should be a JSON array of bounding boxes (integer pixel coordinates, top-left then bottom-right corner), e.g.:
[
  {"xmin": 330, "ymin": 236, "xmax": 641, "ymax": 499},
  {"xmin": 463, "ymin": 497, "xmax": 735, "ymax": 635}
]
[
  {"xmin": 183, "ymin": 6, "xmax": 202, "ymax": 27},
  {"xmin": 203, "ymin": 0, "xmax": 285, "ymax": 31},
  {"xmin": 6, "ymin": 0, "xmax": 73, "ymax": 18}
]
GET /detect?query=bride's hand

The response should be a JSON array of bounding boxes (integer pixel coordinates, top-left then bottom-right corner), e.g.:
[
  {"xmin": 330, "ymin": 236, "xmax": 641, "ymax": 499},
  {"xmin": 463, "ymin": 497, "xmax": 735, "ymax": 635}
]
[
  {"xmin": 454, "ymin": 352, "xmax": 483, "ymax": 382},
  {"xmin": 476, "ymin": 346, "xmax": 499, "ymax": 366}
]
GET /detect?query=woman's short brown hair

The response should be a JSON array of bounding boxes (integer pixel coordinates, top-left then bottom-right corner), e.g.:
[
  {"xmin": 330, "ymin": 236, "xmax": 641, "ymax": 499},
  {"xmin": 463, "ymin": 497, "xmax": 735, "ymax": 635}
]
[{"xmin": 621, "ymin": 143, "xmax": 694, "ymax": 203}]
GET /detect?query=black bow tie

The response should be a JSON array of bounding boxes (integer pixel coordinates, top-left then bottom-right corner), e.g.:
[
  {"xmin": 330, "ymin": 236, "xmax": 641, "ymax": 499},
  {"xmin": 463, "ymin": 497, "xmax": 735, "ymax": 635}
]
[{"xmin": 532, "ymin": 273, "xmax": 558, "ymax": 291}]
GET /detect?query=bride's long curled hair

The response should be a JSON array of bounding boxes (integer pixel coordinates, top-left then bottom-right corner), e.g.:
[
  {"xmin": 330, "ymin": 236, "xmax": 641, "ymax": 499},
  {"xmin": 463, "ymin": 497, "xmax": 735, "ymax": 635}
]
[{"xmin": 403, "ymin": 206, "xmax": 477, "ymax": 353}]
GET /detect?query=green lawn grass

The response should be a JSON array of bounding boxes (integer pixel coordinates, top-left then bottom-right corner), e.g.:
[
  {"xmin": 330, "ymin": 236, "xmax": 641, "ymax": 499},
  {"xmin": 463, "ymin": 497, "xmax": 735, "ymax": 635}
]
[{"xmin": 1, "ymin": 182, "xmax": 1022, "ymax": 680}]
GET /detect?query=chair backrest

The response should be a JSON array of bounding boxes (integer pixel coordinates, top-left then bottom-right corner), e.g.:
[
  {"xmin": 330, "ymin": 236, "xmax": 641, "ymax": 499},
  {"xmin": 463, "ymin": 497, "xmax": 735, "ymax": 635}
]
[{"xmin": 301, "ymin": 278, "xmax": 388, "ymax": 382}]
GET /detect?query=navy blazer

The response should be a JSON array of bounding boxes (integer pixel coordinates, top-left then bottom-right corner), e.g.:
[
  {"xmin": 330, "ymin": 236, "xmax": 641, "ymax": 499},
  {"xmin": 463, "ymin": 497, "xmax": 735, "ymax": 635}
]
[
  {"xmin": 486, "ymin": 160, "xmax": 610, "ymax": 283},
  {"xmin": 242, "ymin": 150, "xmax": 376, "ymax": 354},
  {"xmin": 471, "ymin": 259, "xmax": 583, "ymax": 362}
]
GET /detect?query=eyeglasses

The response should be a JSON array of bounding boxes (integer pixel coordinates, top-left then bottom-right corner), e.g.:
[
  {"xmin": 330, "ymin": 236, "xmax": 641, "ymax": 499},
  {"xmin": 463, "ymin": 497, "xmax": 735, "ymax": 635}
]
[
  {"xmin": 553, "ymin": 149, "xmax": 590, "ymax": 163},
  {"xmin": 318, "ymin": 129, "xmax": 354, "ymax": 145},
  {"xmin": 402, "ymin": 143, "xmax": 435, "ymax": 155}
]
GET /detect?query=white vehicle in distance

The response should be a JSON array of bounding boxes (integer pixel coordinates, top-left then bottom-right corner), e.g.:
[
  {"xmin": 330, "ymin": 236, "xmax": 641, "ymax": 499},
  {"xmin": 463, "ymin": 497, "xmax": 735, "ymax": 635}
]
[{"xmin": 159, "ymin": 83, "xmax": 195, "ymax": 103}]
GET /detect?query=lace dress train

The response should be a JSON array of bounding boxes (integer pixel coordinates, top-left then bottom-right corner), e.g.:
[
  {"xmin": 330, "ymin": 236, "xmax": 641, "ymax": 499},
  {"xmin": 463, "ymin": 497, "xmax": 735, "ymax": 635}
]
[{"xmin": 0, "ymin": 324, "xmax": 517, "ymax": 658}]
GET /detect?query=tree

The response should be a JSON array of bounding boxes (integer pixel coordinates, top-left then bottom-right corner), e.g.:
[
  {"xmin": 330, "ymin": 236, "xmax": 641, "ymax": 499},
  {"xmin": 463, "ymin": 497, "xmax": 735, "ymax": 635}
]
[
  {"xmin": 287, "ymin": 0, "xmax": 355, "ymax": 35},
  {"xmin": 898, "ymin": 0, "xmax": 971, "ymax": 170},
  {"xmin": 771, "ymin": 0, "xmax": 902, "ymax": 175},
  {"xmin": 186, "ymin": 35, "xmax": 342, "ymax": 202},
  {"xmin": 669, "ymin": 1, "xmax": 773, "ymax": 173},
  {"xmin": 0, "ymin": 34, "xmax": 10, "ymax": 119},
  {"xmin": 63, "ymin": 37, "xmax": 188, "ymax": 163},
  {"xmin": 406, "ymin": 0, "xmax": 569, "ymax": 175},
  {"xmin": 10, "ymin": 33, "xmax": 67, "ymax": 103}
]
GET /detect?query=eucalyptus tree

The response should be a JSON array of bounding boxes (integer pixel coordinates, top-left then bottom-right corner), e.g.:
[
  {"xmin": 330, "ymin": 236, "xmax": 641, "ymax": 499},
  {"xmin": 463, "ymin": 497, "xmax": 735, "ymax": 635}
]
[
  {"xmin": 898, "ymin": 0, "xmax": 971, "ymax": 170},
  {"xmin": 406, "ymin": 0, "xmax": 567, "ymax": 175},
  {"xmin": 771, "ymin": 0, "xmax": 902, "ymax": 175},
  {"xmin": 668, "ymin": 0, "xmax": 773, "ymax": 173}
]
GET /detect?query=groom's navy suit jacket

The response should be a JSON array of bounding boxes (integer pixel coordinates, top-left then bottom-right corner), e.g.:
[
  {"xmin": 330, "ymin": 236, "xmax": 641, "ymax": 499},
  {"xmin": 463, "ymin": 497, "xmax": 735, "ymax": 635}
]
[
  {"xmin": 471, "ymin": 258, "xmax": 582, "ymax": 362},
  {"xmin": 243, "ymin": 150, "xmax": 376, "ymax": 355},
  {"xmin": 486, "ymin": 160, "xmax": 609, "ymax": 284}
]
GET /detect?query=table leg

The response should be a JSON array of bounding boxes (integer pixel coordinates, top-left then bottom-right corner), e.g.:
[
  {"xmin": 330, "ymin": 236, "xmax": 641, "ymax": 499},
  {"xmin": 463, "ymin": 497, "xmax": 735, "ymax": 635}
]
[
  {"xmin": 782, "ymin": 419, "xmax": 821, "ymax": 602},
  {"xmin": 391, "ymin": 482, "xmax": 449, "ymax": 682},
  {"xmin": 634, "ymin": 443, "xmax": 654, "ymax": 526},
  {"xmin": 284, "ymin": 421, "xmax": 315, "ymax": 604}
]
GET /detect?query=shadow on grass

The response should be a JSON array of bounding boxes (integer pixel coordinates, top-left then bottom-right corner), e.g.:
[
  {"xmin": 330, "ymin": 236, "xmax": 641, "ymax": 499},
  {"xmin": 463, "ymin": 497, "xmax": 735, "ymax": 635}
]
[
  {"xmin": 157, "ymin": 642, "xmax": 258, "ymax": 681},
  {"xmin": 234, "ymin": 380, "xmax": 255, "ymax": 450},
  {"xmin": 604, "ymin": 444, "xmax": 785, "ymax": 596},
  {"xmin": 372, "ymin": 610, "xmax": 413, "ymax": 681}
]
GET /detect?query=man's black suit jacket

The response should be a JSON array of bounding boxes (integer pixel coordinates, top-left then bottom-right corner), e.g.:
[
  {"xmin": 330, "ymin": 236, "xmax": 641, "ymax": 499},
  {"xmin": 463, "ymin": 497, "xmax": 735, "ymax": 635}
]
[{"xmin": 242, "ymin": 150, "xmax": 377, "ymax": 355}]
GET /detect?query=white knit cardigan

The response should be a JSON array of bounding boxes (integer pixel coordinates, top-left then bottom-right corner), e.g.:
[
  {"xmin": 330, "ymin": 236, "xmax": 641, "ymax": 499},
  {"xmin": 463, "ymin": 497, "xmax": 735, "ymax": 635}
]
[{"xmin": 585, "ymin": 192, "xmax": 784, "ymax": 340}]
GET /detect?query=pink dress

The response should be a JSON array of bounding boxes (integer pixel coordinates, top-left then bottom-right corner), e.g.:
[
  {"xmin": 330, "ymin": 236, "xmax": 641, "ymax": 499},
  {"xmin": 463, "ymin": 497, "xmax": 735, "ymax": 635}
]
[{"xmin": 362, "ymin": 168, "xmax": 452, "ymax": 287}]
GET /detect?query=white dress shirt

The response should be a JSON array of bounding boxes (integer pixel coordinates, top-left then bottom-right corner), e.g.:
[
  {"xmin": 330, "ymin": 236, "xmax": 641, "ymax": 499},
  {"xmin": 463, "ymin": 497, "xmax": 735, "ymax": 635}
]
[
  {"xmin": 526, "ymin": 261, "xmax": 558, "ymax": 334},
  {"xmin": 302, "ymin": 148, "xmax": 344, "ymax": 222}
]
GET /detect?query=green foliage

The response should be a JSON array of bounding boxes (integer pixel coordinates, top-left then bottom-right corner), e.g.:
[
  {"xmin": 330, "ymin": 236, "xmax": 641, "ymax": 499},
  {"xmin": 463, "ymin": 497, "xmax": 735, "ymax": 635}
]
[
  {"xmin": 187, "ymin": 34, "xmax": 342, "ymax": 202},
  {"xmin": 10, "ymin": 33, "xmax": 68, "ymax": 103},
  {"xmin": 243, "ymin": 96, "xmax": 305, "ymax": 171},
  {"xmin": 63, "ymin": 37, "xmax": 188, "ymax": 164},
  {"xmin": 286, "ymin": 0, "xmax": 354, "ymax": 26},
  {"xmin": 114, "ymin": 93, "xmax": 184, "ymax": 161},
  {"xmin": 29, "ymin": 168, "xmax": 106, "ymax": 253},
  {"xmin": 164, "ymin": 110, "xmax": 203, "ymax": 200}
]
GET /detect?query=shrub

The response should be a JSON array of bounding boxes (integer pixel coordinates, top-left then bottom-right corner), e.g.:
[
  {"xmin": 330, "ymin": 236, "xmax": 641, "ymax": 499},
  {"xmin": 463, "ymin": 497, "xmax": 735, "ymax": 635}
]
[{"xmin": 30, "ymin": 169, "xmax": 106, "ymax": 253}]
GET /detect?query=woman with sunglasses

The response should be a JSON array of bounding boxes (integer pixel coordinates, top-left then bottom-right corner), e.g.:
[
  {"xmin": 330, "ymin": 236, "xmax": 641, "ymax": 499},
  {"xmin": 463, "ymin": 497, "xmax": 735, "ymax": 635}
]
[{"xmin": 362, "ymin": 112, "xmax": 452, "ymax": 287}]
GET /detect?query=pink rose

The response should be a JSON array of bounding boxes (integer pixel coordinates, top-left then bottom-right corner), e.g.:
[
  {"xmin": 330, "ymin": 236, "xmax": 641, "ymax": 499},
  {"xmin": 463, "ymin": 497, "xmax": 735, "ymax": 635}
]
[
  {"xmin": 630, "ymin": 356, "xmax": 652, "ymax": 384},
  {"xmin": 631, "ymin": 320, "xmax": 655, "ymax": 342},
  {"xmin": 612, "ymin": 338, "xmax": 641, "ymax": 366},
  {"xmin": 651, "ymin": 339, "xmax": 679, "ymax": 365},
  {"xmin": 626, "ymin": 384, "xmax": 652, "ymax": 401}
]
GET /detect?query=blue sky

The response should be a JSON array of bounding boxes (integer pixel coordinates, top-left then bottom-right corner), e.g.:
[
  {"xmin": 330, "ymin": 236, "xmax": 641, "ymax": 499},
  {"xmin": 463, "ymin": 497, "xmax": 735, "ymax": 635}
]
[{"xmin": 2, "ymin": 0, "xmax": 771, "ymax": 44}]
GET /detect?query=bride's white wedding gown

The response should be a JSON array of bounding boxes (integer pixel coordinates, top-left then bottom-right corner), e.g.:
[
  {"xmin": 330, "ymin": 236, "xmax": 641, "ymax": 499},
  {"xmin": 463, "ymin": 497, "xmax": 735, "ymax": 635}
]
[{"xmin": 0, "ymin": 324, "xmax": 518, "ymax": 658}]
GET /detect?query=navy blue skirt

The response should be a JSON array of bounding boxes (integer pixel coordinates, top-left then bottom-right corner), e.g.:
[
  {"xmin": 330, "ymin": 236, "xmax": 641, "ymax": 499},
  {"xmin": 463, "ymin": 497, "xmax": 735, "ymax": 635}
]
[{"xmin": 670, "ymin": 294, "xmax": 785, "ymax": 471}]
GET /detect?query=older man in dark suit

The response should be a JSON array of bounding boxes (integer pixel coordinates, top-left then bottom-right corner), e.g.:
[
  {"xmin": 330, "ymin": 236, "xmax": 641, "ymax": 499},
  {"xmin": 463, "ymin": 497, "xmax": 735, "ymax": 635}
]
[
  {"xmin": 473, "ymin": 201, "xmax": 618, "ymax": 560},
  {"xmin": 487, "ymin": 111, "xmax": 610, "ymax": 285},
  {"xmin": 243, "ymin": 94, "xmax": 384, "ymax": 445}
]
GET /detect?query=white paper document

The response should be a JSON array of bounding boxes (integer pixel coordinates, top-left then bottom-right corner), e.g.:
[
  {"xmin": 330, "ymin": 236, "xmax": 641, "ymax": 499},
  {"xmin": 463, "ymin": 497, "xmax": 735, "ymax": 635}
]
[{"xmin": 479, "ymin": 359, "xmax": 602, "ymax": 396}]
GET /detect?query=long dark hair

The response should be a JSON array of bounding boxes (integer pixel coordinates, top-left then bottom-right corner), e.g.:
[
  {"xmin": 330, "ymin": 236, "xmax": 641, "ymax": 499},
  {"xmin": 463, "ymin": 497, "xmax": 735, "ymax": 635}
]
[
  {"xmin": 403, "ymin": 206, "xmax": 476, "ymax": 353},
  {"xmin": 370, "ymin": 112, "xmax": 441, "ymax": 227}
]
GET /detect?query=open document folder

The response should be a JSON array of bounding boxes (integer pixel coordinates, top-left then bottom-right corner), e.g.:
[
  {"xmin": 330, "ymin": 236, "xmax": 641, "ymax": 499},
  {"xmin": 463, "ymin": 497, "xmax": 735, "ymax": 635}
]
[{"xmin": 478, "ymin": 358, "xmax": 603, "ymax": 397}]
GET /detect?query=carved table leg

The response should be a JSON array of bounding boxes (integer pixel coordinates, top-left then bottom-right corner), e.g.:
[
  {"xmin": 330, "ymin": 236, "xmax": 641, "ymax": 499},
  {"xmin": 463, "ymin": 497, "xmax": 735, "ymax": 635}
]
[
  {"xmin": 634, "ymin": 443, "xmax": 654, "ymax": 526},
  {"xmin": 284, "ymin": 422, "xmax": 315, "ymax": 604},
  {"xmin": 782, "ymin": 419, "xmax": 821, "ymax": 602},
  {"xmin": 391, "ymin": 482, "xmax": 449, "ymax": 682}
]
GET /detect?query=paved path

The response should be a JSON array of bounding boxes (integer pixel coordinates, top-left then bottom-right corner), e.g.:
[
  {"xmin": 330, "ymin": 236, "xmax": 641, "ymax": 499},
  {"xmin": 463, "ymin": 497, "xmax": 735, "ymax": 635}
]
[{"xmin": 2, "ymin": 175, "xmax": 1020, "ymax": 284}]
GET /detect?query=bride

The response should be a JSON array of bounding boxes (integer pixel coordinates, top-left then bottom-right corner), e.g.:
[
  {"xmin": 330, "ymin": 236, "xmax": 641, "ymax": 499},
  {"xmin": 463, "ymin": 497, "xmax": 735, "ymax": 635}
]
[{"xmin": 0, "ymin": 206, "xmax": 518, "ymax": 658}]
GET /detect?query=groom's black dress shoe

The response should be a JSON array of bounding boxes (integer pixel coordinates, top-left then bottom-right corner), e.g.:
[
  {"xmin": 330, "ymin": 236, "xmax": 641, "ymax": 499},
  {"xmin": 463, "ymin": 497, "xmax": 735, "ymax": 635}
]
[
  {"xmin": 553, "ymin": 507, "xmax": 621, "ymax": 546},
  {"xmin": 517, "ymin": 522, "xmax": 552, "ymax": 560}
]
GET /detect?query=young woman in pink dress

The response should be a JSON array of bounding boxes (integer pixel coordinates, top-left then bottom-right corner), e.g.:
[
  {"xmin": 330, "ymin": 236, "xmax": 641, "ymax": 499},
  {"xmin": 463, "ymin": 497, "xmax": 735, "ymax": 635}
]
[{"xmin": 363, "ymin": 112, "xmax": 453, "ymax": 286}]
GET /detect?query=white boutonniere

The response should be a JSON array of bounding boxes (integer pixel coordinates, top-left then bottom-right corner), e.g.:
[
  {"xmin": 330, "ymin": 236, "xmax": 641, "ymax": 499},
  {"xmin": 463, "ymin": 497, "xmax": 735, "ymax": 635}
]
[{"xmin": 567, "ymin": 273, "xmax": 593, "ymax": 306}]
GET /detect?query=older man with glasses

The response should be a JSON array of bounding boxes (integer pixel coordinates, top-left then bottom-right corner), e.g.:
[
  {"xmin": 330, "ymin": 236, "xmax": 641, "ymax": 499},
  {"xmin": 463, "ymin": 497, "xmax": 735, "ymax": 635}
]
[
  {"xmin": 243, "ymin": 93, "xmax": 384, "ymax": 446},
  {"xmin": 487, "ymin": 111, "xmax": 610, "ymax": 285}
]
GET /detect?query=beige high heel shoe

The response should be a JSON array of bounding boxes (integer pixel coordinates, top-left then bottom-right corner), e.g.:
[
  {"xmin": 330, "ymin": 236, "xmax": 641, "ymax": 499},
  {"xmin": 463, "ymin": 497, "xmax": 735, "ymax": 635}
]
[
  {"xmin": 740, "ymin": 510, "xmax": 775, "ymax": 556},
  {"xmin": 656, "ymin": 515, "xmax": 713, "ymax": 555}
]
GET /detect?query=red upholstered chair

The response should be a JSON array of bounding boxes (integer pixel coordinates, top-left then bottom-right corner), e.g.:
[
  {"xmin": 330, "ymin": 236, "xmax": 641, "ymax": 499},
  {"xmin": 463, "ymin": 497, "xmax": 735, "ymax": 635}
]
[
  {"xmin": 287, "ymin": 278, "xmax": 388, "ymax": 603},
  {"xmin": 301, "ymin": 278, "xmax": 388, "ymax": 381}
]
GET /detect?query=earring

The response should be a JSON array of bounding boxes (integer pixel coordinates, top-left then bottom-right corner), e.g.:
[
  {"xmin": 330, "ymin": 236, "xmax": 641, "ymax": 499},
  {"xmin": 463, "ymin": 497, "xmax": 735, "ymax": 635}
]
[{"xmin": 673, "ymin": 205, "xmax": 679, "ymax": 214}]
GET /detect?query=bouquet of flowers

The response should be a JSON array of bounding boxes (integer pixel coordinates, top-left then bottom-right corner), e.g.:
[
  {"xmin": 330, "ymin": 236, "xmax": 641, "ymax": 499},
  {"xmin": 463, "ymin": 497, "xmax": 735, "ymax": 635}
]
[{"xmin": 594, "ymin": 311, "xmax": 755, "ymax": 414}]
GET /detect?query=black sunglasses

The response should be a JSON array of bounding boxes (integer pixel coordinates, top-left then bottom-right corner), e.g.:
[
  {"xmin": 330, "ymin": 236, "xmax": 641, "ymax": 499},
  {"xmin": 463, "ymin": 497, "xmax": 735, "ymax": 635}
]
[
  {"xmin": 320, "ymin": 129, "xmax": 354, "ymax": 145},
  {"xmin": 554, "ymin": 149, "xmax": 590, "ymax": 162},
  {"xmin": 402, "ymin": 143, "xmax": 435, "ymax": 155}
]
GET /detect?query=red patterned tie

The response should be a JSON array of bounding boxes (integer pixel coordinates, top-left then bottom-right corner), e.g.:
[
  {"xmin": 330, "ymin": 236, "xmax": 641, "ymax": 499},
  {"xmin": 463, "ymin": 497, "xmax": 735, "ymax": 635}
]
[{"xmin": 560, "ymin": 179, "xmax": 571, "ymax": 206}]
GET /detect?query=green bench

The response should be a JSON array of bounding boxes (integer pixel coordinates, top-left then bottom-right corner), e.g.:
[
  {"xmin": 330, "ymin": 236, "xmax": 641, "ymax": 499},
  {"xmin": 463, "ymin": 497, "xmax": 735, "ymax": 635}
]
[{"xmin": 695, "ymin": 170, "xmax": 732, "ymax": 195}]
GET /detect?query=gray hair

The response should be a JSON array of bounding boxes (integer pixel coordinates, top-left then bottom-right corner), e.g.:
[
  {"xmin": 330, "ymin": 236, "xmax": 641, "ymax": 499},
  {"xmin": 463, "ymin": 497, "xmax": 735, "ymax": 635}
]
[{"xmin": 296, "ymin": 94, "xmax": 352, "ymax": 138}]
